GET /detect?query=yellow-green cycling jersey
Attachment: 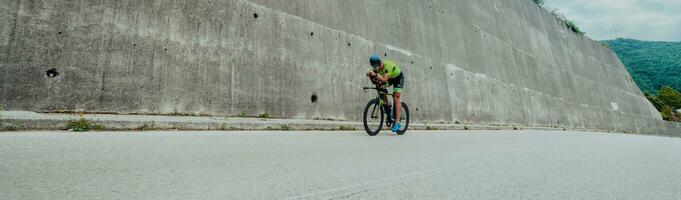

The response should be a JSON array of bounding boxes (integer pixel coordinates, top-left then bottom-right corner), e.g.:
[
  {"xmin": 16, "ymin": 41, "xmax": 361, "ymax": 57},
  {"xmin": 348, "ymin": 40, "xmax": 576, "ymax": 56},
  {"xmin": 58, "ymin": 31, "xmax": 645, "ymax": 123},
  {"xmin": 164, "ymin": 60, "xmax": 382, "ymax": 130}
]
[{"xmin": 378, "ymin": 60, "xmax": 401, "ymax": 79}]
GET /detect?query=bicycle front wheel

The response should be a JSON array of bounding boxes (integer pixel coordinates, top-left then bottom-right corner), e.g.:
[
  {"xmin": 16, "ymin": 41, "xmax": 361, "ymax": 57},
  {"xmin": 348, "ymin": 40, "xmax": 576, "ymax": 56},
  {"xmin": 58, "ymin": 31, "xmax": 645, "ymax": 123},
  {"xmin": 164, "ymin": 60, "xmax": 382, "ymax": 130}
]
[{"xmin": 363, "ymin": 99, "xmax": 384, "ymax": 136}]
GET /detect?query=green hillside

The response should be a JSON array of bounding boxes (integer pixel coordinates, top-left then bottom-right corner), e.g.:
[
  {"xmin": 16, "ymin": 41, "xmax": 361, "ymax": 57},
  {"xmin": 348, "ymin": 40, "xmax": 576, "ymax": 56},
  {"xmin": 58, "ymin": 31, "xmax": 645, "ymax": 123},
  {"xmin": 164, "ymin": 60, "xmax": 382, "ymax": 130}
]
[{"xmin": 601, "ymin": 38, "xmax": 681, "ymax": 95}]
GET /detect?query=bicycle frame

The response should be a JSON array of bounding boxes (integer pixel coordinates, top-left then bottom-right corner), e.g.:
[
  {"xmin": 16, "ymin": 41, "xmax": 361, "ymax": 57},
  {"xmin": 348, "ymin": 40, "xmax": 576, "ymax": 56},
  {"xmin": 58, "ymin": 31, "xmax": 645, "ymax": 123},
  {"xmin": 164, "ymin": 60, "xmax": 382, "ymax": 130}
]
[
  {"xmin": 363, "ymin": 77, "xmax": 394, "ymax": 120},
  {"xmin": 363, "ymin": 77, "xmax": 393, "ymax": 106}
]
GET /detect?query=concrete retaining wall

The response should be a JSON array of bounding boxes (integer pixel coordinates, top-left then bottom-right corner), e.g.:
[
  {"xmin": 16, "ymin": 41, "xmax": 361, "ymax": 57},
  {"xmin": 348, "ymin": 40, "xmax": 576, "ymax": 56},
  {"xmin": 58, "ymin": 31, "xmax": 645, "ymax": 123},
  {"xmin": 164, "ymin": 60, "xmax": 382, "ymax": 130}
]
[{"xmin": 1, "ymin": 0, "xmax": 678, "ymax": 135}]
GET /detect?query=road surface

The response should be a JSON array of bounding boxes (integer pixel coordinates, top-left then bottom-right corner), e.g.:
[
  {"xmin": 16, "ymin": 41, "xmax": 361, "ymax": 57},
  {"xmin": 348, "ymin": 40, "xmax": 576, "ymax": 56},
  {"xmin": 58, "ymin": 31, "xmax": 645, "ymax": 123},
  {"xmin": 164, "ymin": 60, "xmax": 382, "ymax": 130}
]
[{"xmin": 1, "ymin": 130, "xmax": 680, "ymax": 199}]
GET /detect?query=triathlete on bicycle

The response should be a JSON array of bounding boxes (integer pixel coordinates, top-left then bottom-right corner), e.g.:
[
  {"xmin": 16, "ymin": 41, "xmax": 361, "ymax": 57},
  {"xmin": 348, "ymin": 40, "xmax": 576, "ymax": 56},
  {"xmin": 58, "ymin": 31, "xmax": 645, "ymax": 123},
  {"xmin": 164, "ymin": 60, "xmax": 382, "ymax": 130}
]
[{"xmin": 366, "ymin": 54, "xmax": 405, "ymax": 133}]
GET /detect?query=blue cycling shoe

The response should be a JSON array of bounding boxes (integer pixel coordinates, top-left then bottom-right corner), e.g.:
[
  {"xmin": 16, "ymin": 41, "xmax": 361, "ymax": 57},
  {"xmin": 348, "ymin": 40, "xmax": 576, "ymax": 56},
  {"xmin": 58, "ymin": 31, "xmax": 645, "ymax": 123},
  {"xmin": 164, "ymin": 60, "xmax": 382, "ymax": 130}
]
[{"xmin": 391, "ymin": 123, "xmax": 401, "ymax": 132}]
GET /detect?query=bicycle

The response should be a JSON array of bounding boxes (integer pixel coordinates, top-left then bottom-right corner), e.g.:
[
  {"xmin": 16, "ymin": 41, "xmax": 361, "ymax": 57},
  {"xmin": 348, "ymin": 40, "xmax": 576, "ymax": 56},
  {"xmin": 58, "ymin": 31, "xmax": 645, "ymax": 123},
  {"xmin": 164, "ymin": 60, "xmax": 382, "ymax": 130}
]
[{"xmin": 362, "ymin": 77, "xmax": 410, "ymax": 136}]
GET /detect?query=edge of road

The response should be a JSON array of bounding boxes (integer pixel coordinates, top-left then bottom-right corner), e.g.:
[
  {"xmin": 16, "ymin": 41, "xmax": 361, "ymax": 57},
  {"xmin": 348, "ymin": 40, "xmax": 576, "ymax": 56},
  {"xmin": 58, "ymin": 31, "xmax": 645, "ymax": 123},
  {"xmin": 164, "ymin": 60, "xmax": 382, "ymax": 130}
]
[{"xmin": 0, "ymin": 111, "xmax": 636, "ymax": 134}]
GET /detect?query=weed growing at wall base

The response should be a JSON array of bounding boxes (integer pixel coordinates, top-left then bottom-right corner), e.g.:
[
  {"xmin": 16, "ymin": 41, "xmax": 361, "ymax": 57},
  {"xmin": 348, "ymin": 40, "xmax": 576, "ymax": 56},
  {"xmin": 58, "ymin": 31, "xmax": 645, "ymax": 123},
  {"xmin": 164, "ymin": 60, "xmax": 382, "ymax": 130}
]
[
  {"xmin": 67, "ymin": 118, "xmax": 106, "ymax": 132},
  {"xmin": 280, "ymin": 124, "xmax": 294, "ymax": 131},
  {"xmin": 92, "ymin": 124, "xmax": 106, "ymax": 131},
  {"xmin": 266, "ymin": 125, "xmax": 294, "ymax": 131},
  {"xmin": 338, "ymin": 126, "xmax": 356, "ymax": 131},
  {"xmin": 258, "ymin": 112, "xmax": 271, "ymax": 119},
  {"xmin": 67, "ymin": 118, "xmax": 91, "ymax": 132},
  {"xmin": 138, "ymin": 122, "xmax": 157, "ymax": 131},
  {"xmin": 1, "ymin": 123, "xmax": 23, "ymax": 131}
]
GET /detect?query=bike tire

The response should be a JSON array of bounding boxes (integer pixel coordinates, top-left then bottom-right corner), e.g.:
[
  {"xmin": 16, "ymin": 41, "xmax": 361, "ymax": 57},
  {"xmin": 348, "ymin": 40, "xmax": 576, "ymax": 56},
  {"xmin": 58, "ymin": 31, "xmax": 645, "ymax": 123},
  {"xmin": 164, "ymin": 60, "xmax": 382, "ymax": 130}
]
[
  {"xmin": 363, "ymin": 99, "xmax": 384, "ymax": 136},
  {"xmin": 397, "ymin": 102, "xmax": 410, "ymax": 135}
]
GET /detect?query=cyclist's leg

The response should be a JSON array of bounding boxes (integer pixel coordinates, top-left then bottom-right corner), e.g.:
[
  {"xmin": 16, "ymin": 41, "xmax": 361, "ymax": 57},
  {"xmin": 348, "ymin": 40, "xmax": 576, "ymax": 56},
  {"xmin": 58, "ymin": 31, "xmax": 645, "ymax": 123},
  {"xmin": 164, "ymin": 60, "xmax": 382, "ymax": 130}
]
[
  {"xmin": 393, "ymin": 91, "xmax": 401, "ymax": 124},
  {"xmin": 382, "ymin": 94, "xmax": 390, "ymax": 106},
  {"xmin": 391, "ymin": 74, "xmax": 405, "ymax": 125}
]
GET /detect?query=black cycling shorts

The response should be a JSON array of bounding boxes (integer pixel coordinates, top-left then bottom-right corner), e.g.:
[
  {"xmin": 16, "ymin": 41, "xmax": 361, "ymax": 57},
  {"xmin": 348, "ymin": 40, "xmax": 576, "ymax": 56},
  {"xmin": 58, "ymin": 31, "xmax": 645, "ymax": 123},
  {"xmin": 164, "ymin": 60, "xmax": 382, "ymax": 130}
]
[{"xmin": 387, "ymin": 73, "xmax": 404, "ymax": 93}]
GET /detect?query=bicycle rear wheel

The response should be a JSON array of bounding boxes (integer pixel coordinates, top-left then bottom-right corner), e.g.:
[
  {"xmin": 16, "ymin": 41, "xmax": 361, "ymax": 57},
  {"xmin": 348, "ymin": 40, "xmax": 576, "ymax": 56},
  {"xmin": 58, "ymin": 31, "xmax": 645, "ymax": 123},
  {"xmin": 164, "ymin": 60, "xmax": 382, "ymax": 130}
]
[
  {"xmin": 363, "ymin": 99, "xmax": 384, "ymax": 136},
  {"xmin": 396, "ymin": 102, "xmax": 410, "ymax": 135}
]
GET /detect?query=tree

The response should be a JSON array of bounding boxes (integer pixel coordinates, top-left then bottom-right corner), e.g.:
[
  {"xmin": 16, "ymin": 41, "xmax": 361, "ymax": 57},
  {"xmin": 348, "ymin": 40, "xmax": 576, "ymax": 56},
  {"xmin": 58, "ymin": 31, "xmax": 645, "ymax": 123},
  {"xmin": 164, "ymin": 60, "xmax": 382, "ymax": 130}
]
[
  {"xmin": 645, "ymin": 92, "xmax": 665, "ymax": 111},
  {"xmin": 603, "ymin": 39, "xmax": 681, "ymax": 95},
  {"xmin": 659, "ymin": 86, "xmax": 681, "ymax": 109},
  {"xmin": 644, "ymin": 86, "xmax": 681, "ymax": 122},
  {"xmin": 661, "ymin": 106, "xmax": 680, "ymax": 122}
]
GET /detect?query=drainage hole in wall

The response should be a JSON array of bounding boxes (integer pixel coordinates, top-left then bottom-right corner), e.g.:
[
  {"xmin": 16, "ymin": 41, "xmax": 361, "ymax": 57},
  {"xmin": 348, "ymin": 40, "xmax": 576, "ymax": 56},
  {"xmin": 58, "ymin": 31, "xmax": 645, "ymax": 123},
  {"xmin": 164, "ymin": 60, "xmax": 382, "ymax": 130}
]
[
  {"xmin": 46, "ymin": 68, "xmax": 59, "ymax": 78},
  {"xmin": 254, "ymin": 13, "xmax": 259, "ymax": 19},
  {"xmin": 347, "ymin": 43, "xmax": 351, "ymax": 47},
  {"xmin": 384, "ymin": 53, "xmax": 387, "ymax": 57},
  {"xmin": 57, "ymin": 32, "xmax": 62, "ymax": 35},
  {"xmin": 164, "ymin": 48, "xmax": 168, "ymax": 51},
  {"xmin": 311, "ymin": 94, "xmax": 318, "ymax": 103},
  {"xmin": 310, "ymin": 32, "xmax": 314, "ymax": 36}
]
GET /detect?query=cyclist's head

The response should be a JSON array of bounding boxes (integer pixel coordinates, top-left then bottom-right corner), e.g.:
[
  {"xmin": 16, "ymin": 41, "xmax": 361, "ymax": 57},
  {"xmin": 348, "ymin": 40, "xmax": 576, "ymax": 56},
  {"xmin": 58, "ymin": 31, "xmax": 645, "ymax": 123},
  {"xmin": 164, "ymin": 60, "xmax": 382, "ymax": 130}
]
[{"xmin": 370, "ymin": 53, "xmax": 382, "ymax": 69}]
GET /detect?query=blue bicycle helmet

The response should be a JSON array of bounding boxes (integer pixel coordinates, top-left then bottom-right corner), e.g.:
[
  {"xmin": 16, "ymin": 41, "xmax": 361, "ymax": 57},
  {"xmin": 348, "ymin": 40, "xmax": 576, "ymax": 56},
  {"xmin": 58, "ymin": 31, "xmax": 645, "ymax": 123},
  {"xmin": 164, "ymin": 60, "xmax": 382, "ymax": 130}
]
[{"xmin": 369, "ymin": 53, "xmax": 381, "ymax": 68}]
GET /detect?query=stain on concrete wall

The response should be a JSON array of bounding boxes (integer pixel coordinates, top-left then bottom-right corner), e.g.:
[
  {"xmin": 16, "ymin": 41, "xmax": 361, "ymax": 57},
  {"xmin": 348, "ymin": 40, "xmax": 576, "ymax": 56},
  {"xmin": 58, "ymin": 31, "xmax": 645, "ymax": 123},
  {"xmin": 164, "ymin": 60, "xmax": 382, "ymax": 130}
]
[{"xmin": 1, "ymin": 0, "xmax": 676, "ymax": 134}]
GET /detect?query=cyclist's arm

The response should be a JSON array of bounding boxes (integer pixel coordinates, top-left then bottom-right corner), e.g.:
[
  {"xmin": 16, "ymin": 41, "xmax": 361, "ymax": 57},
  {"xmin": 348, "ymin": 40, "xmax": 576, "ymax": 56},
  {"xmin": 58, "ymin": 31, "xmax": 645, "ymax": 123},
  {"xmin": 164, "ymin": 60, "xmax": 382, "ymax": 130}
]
[{"xmin": 376, "ymin": 74, "xmax": 389, "ymax": 83}]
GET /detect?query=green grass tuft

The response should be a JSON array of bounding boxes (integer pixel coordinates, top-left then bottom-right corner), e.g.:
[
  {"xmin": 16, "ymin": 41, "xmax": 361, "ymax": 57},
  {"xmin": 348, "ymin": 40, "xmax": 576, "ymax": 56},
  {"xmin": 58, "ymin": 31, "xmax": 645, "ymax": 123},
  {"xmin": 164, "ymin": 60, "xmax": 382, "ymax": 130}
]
[
  {"xmin": 137, "ymin": 122, "xmax": 156, "ymax": 131},
  {"xmin": 258, "ymin": 112, "xmax": 271, "ymax": 119},
  {"xmin": 92, "ymin": 124, "xmax": 106, "ymax": 131},
  {"xmin": 238, "ymin": 112, "xmax": 247, "ymax": 118},
  {"xmin": 280, "ymin": 124, "xmax": 294, "ymax": 131},
  {"xmin": 2, "ymin": 123, "xmax": 23, "ymax": 131},
  {"xmin": 67, "ymin": 118, "xmax": 105, "ymax": 132}
]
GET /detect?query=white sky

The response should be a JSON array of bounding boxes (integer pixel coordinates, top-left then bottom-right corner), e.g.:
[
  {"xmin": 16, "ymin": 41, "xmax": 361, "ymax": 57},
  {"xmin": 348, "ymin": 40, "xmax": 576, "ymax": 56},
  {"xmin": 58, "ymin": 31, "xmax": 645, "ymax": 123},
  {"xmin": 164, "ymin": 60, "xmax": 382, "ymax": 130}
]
[{"xmin": 545, "ymin": 0, "xmax": 681, "ymax": 41}]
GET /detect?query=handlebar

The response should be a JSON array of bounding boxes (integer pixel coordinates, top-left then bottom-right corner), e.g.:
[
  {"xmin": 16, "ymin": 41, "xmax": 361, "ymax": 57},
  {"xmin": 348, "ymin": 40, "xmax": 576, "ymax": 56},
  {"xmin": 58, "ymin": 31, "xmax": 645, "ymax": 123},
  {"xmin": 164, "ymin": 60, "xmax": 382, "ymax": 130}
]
[
  {"xmin": 369, "ymin": 76, "xmax": 382, "ymax": 85},
  {"xmin": 363, "ymin": 76, "xmax": 389, "ymax": 94}
]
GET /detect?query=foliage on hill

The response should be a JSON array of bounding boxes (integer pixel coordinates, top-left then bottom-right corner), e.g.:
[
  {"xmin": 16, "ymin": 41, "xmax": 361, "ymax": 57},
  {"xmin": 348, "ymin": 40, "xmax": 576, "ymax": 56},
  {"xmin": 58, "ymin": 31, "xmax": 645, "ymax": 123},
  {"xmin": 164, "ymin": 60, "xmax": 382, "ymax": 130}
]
[
  {"xmin": 645, "ymin": 86, "xmax": 681, "ymax": 122},
  {"xmin": 602, "ymin": 38, "xmax": 681, "ymax": 95}
]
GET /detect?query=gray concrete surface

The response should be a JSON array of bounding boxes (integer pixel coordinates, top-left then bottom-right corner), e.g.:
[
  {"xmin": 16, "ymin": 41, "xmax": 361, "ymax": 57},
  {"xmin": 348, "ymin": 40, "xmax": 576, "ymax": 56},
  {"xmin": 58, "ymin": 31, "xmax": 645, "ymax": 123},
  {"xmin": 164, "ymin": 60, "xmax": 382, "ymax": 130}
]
[
  {"xmin": 1, "ymin": 130, "xmax": 680, "ymax": 199},
  {"xmin": 1, "ymin": 0, "xmax": 676, "ymax": 134},
  {"xmin": 0, "ymin": 110, "xmax": 604, "ymax": 134},
  {"xmin": 2, "ymin": 111, "xmax": 679, "ymax": 137}
]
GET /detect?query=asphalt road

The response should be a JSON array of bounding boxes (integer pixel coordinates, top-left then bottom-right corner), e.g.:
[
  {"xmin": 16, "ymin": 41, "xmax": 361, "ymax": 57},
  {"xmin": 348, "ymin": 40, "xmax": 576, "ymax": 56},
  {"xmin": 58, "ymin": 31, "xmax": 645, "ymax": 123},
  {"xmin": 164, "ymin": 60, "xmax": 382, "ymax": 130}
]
[{"xmin": 1, "ymin": 130, "xmax": 680, "ymax": 200}]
